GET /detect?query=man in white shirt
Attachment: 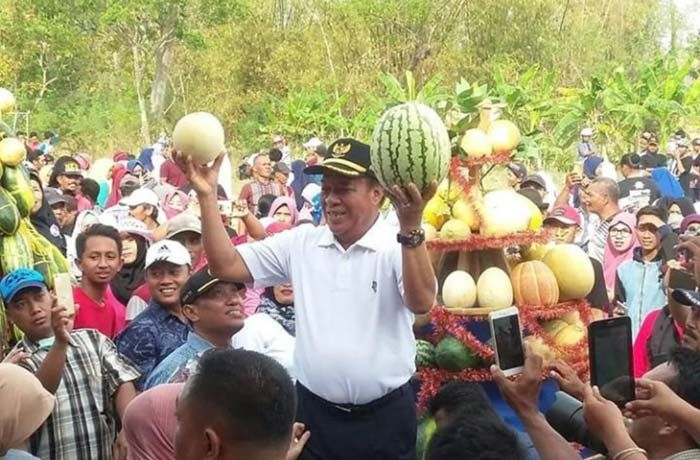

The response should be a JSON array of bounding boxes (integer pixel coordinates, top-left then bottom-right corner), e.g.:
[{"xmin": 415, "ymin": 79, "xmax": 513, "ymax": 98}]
[{"xmin": 176, "ymin": 138, "xmax": 437, "ymax": 460}]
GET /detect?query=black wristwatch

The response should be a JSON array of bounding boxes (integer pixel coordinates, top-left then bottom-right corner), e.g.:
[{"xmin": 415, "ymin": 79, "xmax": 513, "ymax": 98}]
[{"xmin": 397, "ymin": 229, "xmax": 425, "ymax": 248}]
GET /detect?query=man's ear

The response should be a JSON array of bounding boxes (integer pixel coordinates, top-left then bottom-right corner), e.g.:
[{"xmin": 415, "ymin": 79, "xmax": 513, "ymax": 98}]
[
  {"xmin": 203, "ymin": 427, "xmax": 221, "ymax": 460},
  {"xmin": 182, "ymin": 304, "xmax": 199, "ymax": 324}
]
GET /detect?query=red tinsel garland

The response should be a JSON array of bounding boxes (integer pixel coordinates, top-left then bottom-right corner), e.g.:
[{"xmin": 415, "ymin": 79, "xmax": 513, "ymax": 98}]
[
  {"xmin": 426, "ymin": 231, "xmax": 549, "ymax": 252},
  {"xmin": 456, "ymin": 151, "xmax": 513, "ymax": 167},
  {"xmin": 449, "ymin": 157, "xmax": 474, "ymax": 196}
]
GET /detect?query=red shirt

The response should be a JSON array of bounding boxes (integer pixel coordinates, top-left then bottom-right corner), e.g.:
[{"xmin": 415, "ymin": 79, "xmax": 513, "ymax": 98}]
[
  {"xmin": 632, "ymin": 308, "xmax": 684, "ymax": 378},
  {"xmin": 73, "ymin": 285, "xmax": 126, "ymax": 339},
  {"xmin": 160, "ymin": 160, "xmax": 188, "ymax": 188}
]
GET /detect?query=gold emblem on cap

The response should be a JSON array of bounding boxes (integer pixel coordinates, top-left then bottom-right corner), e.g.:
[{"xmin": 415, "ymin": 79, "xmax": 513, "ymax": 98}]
[{"xmin": 332, "ymin": 142, "xmax": 351, "ymax": 157}]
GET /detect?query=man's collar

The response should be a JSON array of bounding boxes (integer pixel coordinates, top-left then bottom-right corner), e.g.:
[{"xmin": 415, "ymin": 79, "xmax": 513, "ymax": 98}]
[{"xmin": 317, "ymin": 215, "xmax": 385, "ymax": 252}]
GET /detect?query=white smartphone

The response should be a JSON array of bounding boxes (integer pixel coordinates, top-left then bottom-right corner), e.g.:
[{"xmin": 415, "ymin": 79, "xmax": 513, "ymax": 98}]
[
  {"xmin": 489, "ymin": 306, "xmax": 525, "ymax": 377},
  {"xmin": 217, "ymin": 200, "xmax": 233, "ymax": 217},
  {"xmin": 54, "ymin": 273, "xmax": 74, "ymax": 315}
]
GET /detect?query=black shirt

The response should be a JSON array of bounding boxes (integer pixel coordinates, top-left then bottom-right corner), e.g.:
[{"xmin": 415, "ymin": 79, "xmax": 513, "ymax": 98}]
[{"xmin": 618, "ymin": 177, "xmax": 660, "ymax": 211}]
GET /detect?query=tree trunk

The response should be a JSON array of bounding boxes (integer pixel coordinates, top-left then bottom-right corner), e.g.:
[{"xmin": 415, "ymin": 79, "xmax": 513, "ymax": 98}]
[
  {"xmin": 132, "ymin": 45, "xmax": 150, "ymax": 145},
  {"xmin": 150, "ymin": 40, "xmax": 175, "ymax": 126}
]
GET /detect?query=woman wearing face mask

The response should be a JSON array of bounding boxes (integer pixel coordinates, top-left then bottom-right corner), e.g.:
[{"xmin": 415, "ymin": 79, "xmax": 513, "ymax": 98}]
[
  {"xmin": 603, "ymin": 212, "xmax": 638, "ymax": 293},
  {"xmin": 256, "ymin": 284, "xmax": 296, "ymax": 336},
  {"xmin": 112, "ymin": 218, "xmax": 152, "ymax": 306},
  {"xmin": 655, "ymin": 196, "xmax": 695, "ymax": 233}
]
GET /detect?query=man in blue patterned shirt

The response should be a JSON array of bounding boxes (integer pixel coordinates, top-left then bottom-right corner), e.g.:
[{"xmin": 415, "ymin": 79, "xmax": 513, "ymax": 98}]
[
  {"xmin": 115, "ymin": 240, "xmax": 192, "ymax": 389},
  {"xmin": 144, "ymin": 266, "xmax": 245, "ymax": 389}
]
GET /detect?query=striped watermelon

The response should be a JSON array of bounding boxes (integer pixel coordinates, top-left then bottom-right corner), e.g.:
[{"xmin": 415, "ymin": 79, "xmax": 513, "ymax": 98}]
[
  {"xmin": 416, "ymin": 339, "xmax": 437, "ymax": 368},
  {"xmin": 370, "ymin": 102, "xmax": 451, "ymax": 193}
]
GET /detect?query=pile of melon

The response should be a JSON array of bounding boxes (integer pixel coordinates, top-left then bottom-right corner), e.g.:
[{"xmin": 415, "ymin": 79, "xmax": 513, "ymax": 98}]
[
  {"xmin": 440, "ymin": 244, "xmax": 595, "ymax": 311},
  {"xmin": 460, "ymin": 120, "xmax": 521, "ymax": 159},
  {"xmin": 423, "ymin": 183, "xmax": 543, "ymax": 242}
]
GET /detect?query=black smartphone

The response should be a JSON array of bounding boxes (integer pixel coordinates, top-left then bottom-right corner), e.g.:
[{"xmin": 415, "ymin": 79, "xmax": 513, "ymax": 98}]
[
  {"xmin": 669, "ymin": 268, "xmax": 696, "ymax": 291},
  {"xmin": 588, "ymin": 316, "xmax": 634, "ymax": 407}
]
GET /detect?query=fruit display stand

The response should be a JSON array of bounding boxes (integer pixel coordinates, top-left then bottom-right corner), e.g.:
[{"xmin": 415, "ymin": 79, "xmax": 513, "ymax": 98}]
[{"xmin": 413, "ymin": 108, "xmax": 600, "ymax": 450}]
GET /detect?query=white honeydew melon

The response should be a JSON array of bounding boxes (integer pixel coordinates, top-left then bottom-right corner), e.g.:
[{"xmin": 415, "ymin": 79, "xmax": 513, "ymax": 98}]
[
  {"xmin": 480, "ymin": 189, "xmax": 536, "ymax": 237},
  {"xmin": 0, "ymin": 88, "xmax": 15, "ymax": 112},
  {"xmin": 422, "ymin": 223, "xmax": 438, "ymax": 242},
  {"xmin": 487, "ymin": 120, "xmax": 521, "ymax": 154},
  {"xmin": 173, "ymin": 112, "xmax": 225, "ymax": 164},
  {"xmin": 0, "ymin": 137, "xmax": 26, "ymax": 166},
  {"xmin": 442, "ymin": 271, "xmax": 477, "ymax": 309},
  {"xmin": 476, "ymin": 267, "xmax": 513, "ymax": 309},
  {"xmin": 451, "ymin": 197, "xmax": 480, "ymax": 231},
  {"xmin": 460, "ymin": 128, "xmax": 492, "ymax": 158},
  {"xmin": 439, "ymin": 219, "xmax": 471, "ymax": 240}
]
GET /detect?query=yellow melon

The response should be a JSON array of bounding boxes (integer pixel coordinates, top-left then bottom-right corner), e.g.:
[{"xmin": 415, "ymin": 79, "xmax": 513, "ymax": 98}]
[
  {"xmin": 542, "ymin": 318, "xmax": 586, "ymax": 347},
  {"xmin": 437, "ymin": 179, "xmax": 462, "ymax": 204},
  {"xmin": 460, "ymin": 128, "xmax": 492, "ymax": 158},
  {"xmin": 423, "ymin": 196, "xmax": 450, "ymax": 230},
  {"xmin": 439, "ymin": 219, "xmax": 471, "ymax": 240},
  {"xmin": 442, "ymin": 271, "xmax": 477, "ymax": 309},
  {"xmin": 0, "ymin": 138, "xmax": 26, "ymax": 166},
  {"xmin": 487, "ymin": 120, "xmax": 521, "ymax": 154},
  {"xmin": 527, "ymin": 336, "xmax": 556, "ymax": 363},
  {"xmin": 451, "ymin": 197, "xmax": 480, "ymax": 231},
  {"xmin": 542, "ymin": 244, "xmax": 595, "ymax": 301},
  {"xmin": 0, "ymin": 88, "xmax": 15, "ymax": 113},
  {"xmin": 476, "ymin": 267, "xmax": 513, "ymax": 309}
]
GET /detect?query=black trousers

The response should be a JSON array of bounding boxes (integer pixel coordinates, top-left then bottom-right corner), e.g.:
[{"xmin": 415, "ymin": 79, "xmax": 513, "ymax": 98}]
[{"xmin": 296, "ymin": 382, "xmax": 417, "ymax": 460}]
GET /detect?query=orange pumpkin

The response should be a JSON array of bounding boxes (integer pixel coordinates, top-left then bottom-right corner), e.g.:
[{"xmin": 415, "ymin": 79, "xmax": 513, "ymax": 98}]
[{"xmin": 510, "ymin": 260, "xmax": 560, "ymax": 307}]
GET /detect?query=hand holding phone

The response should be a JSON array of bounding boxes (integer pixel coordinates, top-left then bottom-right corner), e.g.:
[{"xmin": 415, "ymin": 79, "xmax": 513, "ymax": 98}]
[
  {"xmin": 489, "ymin": 307, "xmax": 525, "ymax": 377},
  {"xmin": 588, "ymin": 317, "xmax": 634, "ymax": 407}
]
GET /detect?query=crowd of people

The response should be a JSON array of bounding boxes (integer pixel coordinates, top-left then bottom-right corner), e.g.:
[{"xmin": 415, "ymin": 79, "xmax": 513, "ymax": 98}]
[{"xmin": 1, "ymin": 127, "xmax": 700, "ymax": 460}]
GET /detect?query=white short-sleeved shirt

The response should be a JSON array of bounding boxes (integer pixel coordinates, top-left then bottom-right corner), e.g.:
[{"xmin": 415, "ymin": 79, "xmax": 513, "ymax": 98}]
[{"xmin": 237, "ymin": 218, "xmax": 417, "ymax": 405}]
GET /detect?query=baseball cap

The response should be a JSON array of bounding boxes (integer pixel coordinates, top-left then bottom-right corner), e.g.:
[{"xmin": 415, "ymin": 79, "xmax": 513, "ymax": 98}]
[
  {"xmin": 506, "ymin": 162, "xmax": 528, "ymax": 180},
  {"xmin": 122, "ymin": 188, "xmax": 159, "ymax": 207},
  {"xmin": 119, "ymin": 174, "xmax": 139, "ymax": 188},
  {"xmin": 0, "ymin": 268, "xmax": 47, "ymax": 304},
  {"xmin": 303, "ymin": 137, "xmax": 322, "ymax": 149},
  {"xmin": 518, "ymin": 188, "xmax": 548, "ymax": 211},
  {"xmin": 681, "ymin": 214, "xmax": 700, "ymax": 234},
  {"xmin": 44, "ymin": 187, "xmax": 67, "ymax": 206},
  {"xmin": 304, "ymin": 138, "xmax": 373, "ymax": 177},
  {"xmin": 145, "ymin": 240, "xmax": 191, "ymax": 270},
  {"xmin": 520, "ymin": 174, "xmax": 547, "ymax": 190},
  {"xmin": 166, "ymin": 213, "xmax": 202, "ymax": 239},
  {"xmin": 118, "ymin": 217, "xmax": 153, "ymax": 242},
  {"xmin": 671, "ymin": 289, "xmax": 700, "ymax": 308},
  {"xmin": 544, "ymin": 205, "xmax": 581, "ymax": 227},
  {"xmin": 54, "ymin": 158, "xmax": 83, "ymax": 177},
  {"xmin": 180, "ymin": 266, "xmax": 244, "ymax": 305}
]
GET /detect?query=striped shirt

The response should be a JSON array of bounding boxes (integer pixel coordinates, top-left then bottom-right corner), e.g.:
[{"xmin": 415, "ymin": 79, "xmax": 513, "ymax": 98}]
[
  {"xmin": 588, "ymin": 213, "xmax": 617, "ymax": 263},
  {"xmin": 13, "ymin": 329, "xmax": 140, "ymax": 460}
]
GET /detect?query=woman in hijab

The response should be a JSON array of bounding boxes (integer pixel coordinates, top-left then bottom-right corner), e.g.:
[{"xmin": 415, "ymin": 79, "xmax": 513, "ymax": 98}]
[
  {"xmin": 268, "ymin": 196, "xmax": 298, "ymax": 226},
  {"xmin": 290, "ymin": 159, "xmax": 312, "ymax": 210},
  {"xmin": 29, "ymin": 170, "xmax": 67, "ymax": 255},
  {"xmin": 0, "ymin": 363, "xmax": 55, "ymax": 460},
  {"xmin": 256, "ymin": 285, "xmax": 296, "ymax": 336},
  {"xmin": 655, "ymin": 196, "xmax": 695, "ymax": 233},
  {"xmin": 161, "ymin": 190, "xmax": 189, "ymax": 219},
  {"xmin": 66, "ymin": 210, "xmax": 101, "ymax": 280},
  {"xmin": 88, "ymin": 158, "xmax": 115, "ymax": 208},
  {"xmin": 122, "ymin": 383, "xmax": 182, "ymax": 460},
  {"xmin": 138, "ymin": 147, "xmax": 155, "ymax": 172},
  {"xmin": 603, "ymin": 212, "xmax": 638, "ymax": 293},
  {"xmin": 106, "ymin": 164, "xmax": 128, "ymax": 208},
  {"xmin": 127, "ymin": 160, "xmax": 144, "ymax": 178},
  {"xmin": 112, "ymin": 218, "xmax": 152, "ymax": 305}
]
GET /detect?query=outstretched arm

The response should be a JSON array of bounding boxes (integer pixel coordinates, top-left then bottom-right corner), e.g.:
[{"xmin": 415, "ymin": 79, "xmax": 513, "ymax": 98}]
[{"xmin": 175, "ymin": 152, "xmax": 253, "ymax": 283}]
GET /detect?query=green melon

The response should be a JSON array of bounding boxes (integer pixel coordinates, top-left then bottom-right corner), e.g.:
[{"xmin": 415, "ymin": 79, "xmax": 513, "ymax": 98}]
[
  {"xmin": 434, "ymin": 336, "xmax": 478, "ymax": 371},
  {"xmin": 2, "ymin": 166, "xmax": 34, "ymax": 218},
  {"xmin": 0, "ymin": 187, "xmax": 20, "ymax": 236},
  {"xmin": 415, "ymin": 339, "xmax": 437, "ymax": 368},
  {"xmin": 370, "ymin": 102, "xmax": 451, "ymax": 194}
]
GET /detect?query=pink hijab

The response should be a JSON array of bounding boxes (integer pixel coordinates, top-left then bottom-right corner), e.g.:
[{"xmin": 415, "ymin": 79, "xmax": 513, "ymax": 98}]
[
  {"xmin": 268, "ymin": 196, "xmax": 298, "ymax": 225},
  {"xmin": 603, "ymin": 212, "xmax": 638, "ymax": 290},
  {"xmin": 123, "ymin": 383, "xmax": 183, "ymax": 460},
  {"xmin": 161, "ymin": 190, "xmax": 190, "ymax": 219}
]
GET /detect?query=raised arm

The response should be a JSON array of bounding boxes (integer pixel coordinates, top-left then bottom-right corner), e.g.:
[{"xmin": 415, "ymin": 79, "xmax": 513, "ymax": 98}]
[
  {"xmin": 175, "ymin": 152, "xmax": 253, "ymax": 283},
  {"xmin": 35, "ymin": 302, "xmax": 71, "ymax": 393},
  {"xmin": 389, "ymin": 182, "xmax": 437, "ymax": 314}
]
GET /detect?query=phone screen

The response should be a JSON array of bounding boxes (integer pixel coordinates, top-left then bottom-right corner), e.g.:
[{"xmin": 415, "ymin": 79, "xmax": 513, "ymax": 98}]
[
  {"xmin": 54, "ymin": 273, "xmax": 74, "ymax": 315},
  {"xmin": 589, "ymin": 318, "xmax": 634, "ymax": 406},
  {"xmin": 493, "ymin": 313, "xmax": 525, "ymax": 371}
]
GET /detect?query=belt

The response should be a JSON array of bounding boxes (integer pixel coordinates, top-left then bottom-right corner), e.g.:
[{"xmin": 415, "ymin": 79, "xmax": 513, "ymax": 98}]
[{"xmin": 297, "ymin": 381, "xmax": 412, "ymax": 416}]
